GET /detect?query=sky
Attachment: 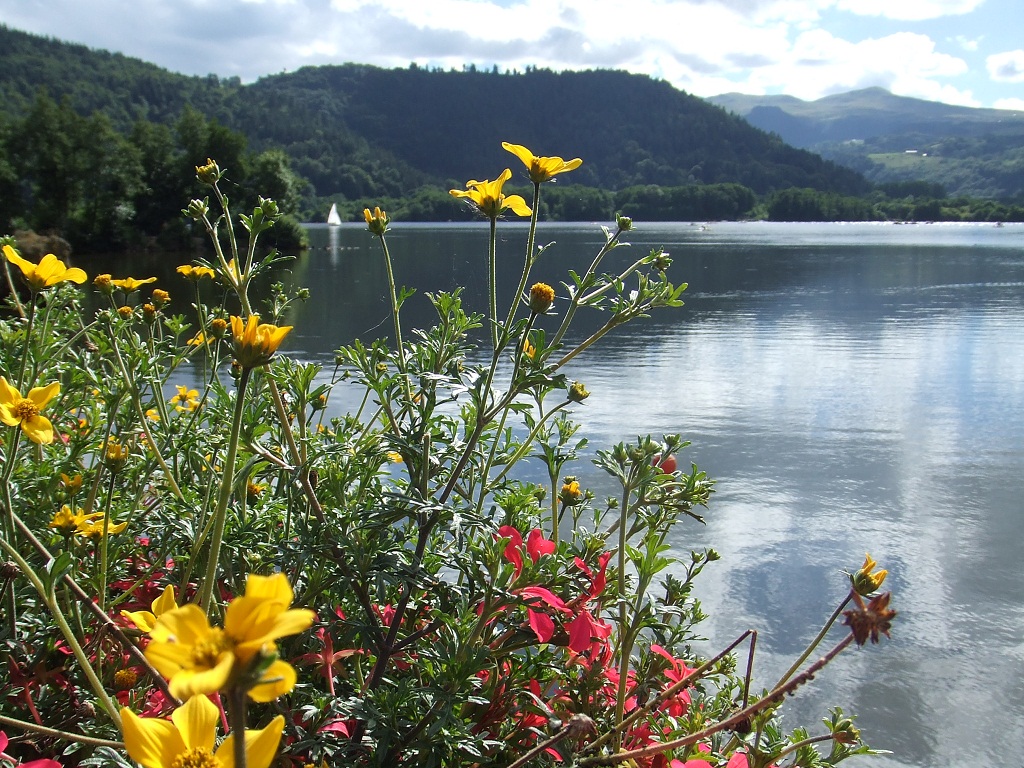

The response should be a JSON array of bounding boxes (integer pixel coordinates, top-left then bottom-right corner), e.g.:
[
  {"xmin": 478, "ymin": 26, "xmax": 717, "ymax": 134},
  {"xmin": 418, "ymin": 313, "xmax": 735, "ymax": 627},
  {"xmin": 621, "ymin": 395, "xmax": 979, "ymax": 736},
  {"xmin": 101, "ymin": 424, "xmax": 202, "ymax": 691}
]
[{"xmin": 2, "ymin": 0, "xmax": 1023, "ymax": 110}]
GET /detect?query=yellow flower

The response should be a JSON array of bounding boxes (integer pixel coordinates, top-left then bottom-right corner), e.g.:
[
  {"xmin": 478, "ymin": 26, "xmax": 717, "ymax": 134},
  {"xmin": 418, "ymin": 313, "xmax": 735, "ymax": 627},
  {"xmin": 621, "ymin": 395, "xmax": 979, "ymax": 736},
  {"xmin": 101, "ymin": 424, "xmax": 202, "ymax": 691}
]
[
  {"xmin": 117, "ymin": 305, "xmax": 134, "ymax": 320},
  {"xmin": 363, "ymin": 206, "xmax": 389, "ymax": 235},
  {"xmin": 246, "ymin": 481, "xmax": 266, "ymax": 501},
  {"xmin": 2, "ymin": 245, "xmax": 87, "ymax": 292},
  {"xmin": 151, "ymin": 288, "xmax": 171, "ymax": 307},
  {"xmin": 560, "ymin": 478, "xmax": 583, "ymax": 505},
  {"xmin": 449, "ymin": 168, "xmax": 532, "ymax": 219},
  {"xmin": 77, "ymin": 517, "xmax": 128, "ymax": 540},
  {"xmin": 49, "ymin": 505, "xmax": 102, "ymax": 535},
  {"xmin": 145, "ymin": 408, "xmax": 161, "ymax": 422},
  {"xmin": 522, "ymin": 339, "xmax": 537, "ymax": 360},
  {"xmin": 145, "ymin": 573, "xmax": 315, "ymax": 701},
  {"xmin": 170, "ymin": 385, "xmax": 200, "ymax": 413},
  {"xmin": 121, "ymin": 694, "xmax": 284, "ymax": 768},
  {"xmin": 176, "ymin": 264, "xmax": 216, "ymax": 281},
  {"xmin": 386, "ymin": 451, "xmax": 404, "ymax": 464},
  {"xmin": 111, "ymin": 276, "xmax": 157, "ymax": 293},
  {"xmin": 104, "ymin": 438, "xmax": 130, "ymax": 473},
  {"xmin": 121, "ymin": 585, "xmax": 179, "ymax": 634},
  {"xmin": 230, "ymin": 315, "xmax": 293, "ymax": 369},
  {"xmin": 502, "ymin": 142, "xmax": 583, "ymax": 184},
  {"xmin": 0, "ymin": 377, "xmax": 60, "ymax": 444},
  {"xmin": 60, "ymin": 473, "xmax": 83, "ymax": 494},
  {"xmin": 851, "ymin": 553, "xmax": 888, "ymax": 596}
]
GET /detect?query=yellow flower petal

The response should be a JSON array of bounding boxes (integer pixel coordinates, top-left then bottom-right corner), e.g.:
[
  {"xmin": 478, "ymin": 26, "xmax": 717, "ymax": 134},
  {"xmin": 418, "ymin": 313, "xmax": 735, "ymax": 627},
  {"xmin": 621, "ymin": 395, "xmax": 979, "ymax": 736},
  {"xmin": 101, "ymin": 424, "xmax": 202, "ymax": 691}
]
[
  {"xmin": 152, "ymin": 585, "xmax": 179, "ymax": 616},
  {"xmin": 216, "ymin": 715, "xmax": 284, "ymax": 768},
  {"xmin": 170, "ymin": 693, "xmax": 218, "ymax": 753},
  {"xmin": 120, "ymin": 706, "xmax": 186, "ymax": 768},
  {"xmin": 247, "ymin": 659, "xmax": 297, "ymax": 703},
  {"xmin": 27, "ymin": 381, "xmax": 60, "ymax": 410},
  {"xmin": 166, "ymin": 652, "xmax": 234, "ymax": 700},
  {"xmin": 120, "ymin": 609, "xmax": 158, "ymax": 633},
  {"xmin": 21, "ymin": 413, "xmax": 54, "ymax": 444}
]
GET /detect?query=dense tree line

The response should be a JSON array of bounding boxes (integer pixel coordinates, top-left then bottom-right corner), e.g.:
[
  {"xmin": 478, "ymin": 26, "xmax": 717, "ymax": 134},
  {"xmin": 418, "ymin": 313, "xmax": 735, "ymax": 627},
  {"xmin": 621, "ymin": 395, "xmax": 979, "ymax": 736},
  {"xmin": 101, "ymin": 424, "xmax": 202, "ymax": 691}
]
[{"xmin": 0, "ymin": 92, "xmax": 307, "ymax": 252}]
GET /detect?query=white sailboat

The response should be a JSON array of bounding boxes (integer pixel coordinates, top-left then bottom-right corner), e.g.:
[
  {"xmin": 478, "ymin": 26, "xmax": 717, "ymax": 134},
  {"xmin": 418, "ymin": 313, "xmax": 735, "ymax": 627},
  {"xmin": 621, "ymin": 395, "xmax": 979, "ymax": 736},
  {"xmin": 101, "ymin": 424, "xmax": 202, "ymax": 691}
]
[{"xmin": 327, "ymin": 203, "xmax": 342, "ymax": 226}]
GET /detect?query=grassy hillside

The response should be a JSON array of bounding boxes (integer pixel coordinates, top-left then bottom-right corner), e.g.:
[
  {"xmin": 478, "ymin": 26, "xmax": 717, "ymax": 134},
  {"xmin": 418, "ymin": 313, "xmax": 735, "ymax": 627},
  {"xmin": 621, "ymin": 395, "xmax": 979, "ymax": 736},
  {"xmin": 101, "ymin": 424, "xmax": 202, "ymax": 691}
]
[{"xmin": 709, "ymin": 88, "xmax": 1024, "ymax": 198}]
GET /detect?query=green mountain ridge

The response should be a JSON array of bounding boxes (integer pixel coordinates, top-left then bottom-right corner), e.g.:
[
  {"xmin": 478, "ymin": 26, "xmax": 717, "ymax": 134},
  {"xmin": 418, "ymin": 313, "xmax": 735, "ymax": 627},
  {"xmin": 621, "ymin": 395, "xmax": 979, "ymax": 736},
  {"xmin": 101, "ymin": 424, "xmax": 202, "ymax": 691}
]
[
  {"xmin": 0, "ymin": 24, "xmax": 869, "ymax": 203},
  {"xmin": 708, "ymin": 88, "xmax": 1024, "ymax": 198}
]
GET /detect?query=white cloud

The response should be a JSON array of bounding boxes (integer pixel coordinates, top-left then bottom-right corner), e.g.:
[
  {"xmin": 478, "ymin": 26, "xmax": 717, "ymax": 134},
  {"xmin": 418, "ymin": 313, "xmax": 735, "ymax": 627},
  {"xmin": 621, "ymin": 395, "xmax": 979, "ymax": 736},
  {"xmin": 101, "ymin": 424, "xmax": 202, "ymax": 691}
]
[
  {"xmin": 732, "ymin": 30, "xmax": 972, "ymax": 103},
  {"xmin": 835, "ymin": 0, "xmax": 984, "ymax": 21},
  {"xmin": 993, "ymin": 97, "xmax": 1024, "ymax": 111},
  {"xmin": 987, "ymin": 50, "xmax": 1024, "ymax": 83},
  {"xmin": 0, "ymin": 0, "xmax": 1010, "ymax": 107},
  {"xmin": 952, "ymin": 34, "xmax": 982, "ymax": 52}
]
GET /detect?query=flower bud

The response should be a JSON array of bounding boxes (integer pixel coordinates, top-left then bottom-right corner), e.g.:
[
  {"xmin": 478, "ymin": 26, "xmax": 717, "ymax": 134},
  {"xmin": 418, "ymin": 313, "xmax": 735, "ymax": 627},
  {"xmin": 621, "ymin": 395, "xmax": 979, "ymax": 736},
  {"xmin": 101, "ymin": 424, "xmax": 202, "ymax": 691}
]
[
  {"xmin": 568, "ymin": 381, "xmax": 590, "ymax": 403},
  {"xmin": 104, "ymin": 439, "xmax": 129, "ymax": 473},
  {"xmin": 364, "ymin": 206, "xmax": 389, "ymax": 236},
  {"xmin": 850, "ymin": 553, "xmax": 888, "ymax": 596},
  {"xmin": 185, "ymin": 198, "xmax": 210, "ymax": 221},
  {"xmin": 616, "ymin": 213, "xmax": 633, "ymax": 231},
  {"xmin": 195, "ymin": 158, "xmax": 221, "ymax": 185},
  {"xmin": 210, "ymin": 317, "xmax": 229, "ymax": 339},
  {"xmin": 559, "ymin": 477, "xmax": 583, "ymax": 505},
  {"xmin": 142, "ymin": 303, "xmax": 157, "ymax": 323},
  {"xmin": 529, "ymin": 282, "xmax": 555, "ymax": 314},
  {"xmin": 117, "ymin": 305, "xmax": 134, "ymax": 320},
  {"xmin": 151, "ymin": 288, "xmax": 171, "ymax": 307},
  {"xmin": 258, "ymin": 196, "xmax": 280, "ymax": 219},
  {"xmin": 93, "ymin": 273, "xmax": 113, "ymax": 295}
]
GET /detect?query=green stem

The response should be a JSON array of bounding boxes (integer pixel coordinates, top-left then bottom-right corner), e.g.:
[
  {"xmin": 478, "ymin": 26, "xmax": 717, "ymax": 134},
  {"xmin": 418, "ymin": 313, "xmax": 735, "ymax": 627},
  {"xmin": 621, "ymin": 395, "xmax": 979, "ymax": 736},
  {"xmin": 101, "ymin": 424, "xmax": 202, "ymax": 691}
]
[
  {"xmin": 98, "ymin": 473, "xmax": 117, "ymax": 613},
  {"xmin": 503, "ymin": 181, "xmax": 542, "ymax": 331},
  {"xmin": 376, "ymin": 232, "xmax": 411, "ymax": 397},
  {"xmin": 487, "ymin": 217, "xmax": 498, "ymax": 351},
  {"xmin": 198, "ymin": 366, "xmax": 252, "ymax": 614},
  {"xmin": 550, "ymin": 227, "xmax": 625, "ymax": 349},
  {"xmin": 0, "ymin": 537, "xmax": 121, "ymax": 728},
  {"xmin": 230, "ymin": 686, "xmax": 248, "ymax": 768},
  {"xmin": 15, "ymin": 300, "xmax": 37, "ymax": 388},
  {"xmin": 0, "ymin": 712, "xmax": 123, "ymax": 748},
  {"xmin": 773, "ymin": 591, "xmax": 854, "ymax": 689}
]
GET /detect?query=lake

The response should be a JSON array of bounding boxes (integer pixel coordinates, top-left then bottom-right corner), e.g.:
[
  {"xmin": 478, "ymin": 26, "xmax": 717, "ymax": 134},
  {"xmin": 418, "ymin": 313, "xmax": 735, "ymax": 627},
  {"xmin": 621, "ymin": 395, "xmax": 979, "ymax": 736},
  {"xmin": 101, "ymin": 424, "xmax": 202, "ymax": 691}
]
[{"xmin": 181, "ymin": 219, "xmax": 1024, "ymax": 768}]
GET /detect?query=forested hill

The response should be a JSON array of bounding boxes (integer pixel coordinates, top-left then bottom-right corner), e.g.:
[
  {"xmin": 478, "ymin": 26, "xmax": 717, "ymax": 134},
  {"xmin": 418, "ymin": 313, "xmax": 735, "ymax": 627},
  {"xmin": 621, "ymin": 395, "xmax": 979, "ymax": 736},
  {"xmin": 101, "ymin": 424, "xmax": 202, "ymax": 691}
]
[{"xmin": 0, "ymin": 25, "xmax": 868, "ymax": 201}]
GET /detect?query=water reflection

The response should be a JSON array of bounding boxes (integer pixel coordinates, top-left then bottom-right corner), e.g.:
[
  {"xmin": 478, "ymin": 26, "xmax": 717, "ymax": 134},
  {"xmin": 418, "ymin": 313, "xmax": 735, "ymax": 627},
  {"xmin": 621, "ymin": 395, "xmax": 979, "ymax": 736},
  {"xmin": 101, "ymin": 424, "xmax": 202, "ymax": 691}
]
[{"xmin": 100, "ymin": 221, "xmax": 1024, "ymax": 768}]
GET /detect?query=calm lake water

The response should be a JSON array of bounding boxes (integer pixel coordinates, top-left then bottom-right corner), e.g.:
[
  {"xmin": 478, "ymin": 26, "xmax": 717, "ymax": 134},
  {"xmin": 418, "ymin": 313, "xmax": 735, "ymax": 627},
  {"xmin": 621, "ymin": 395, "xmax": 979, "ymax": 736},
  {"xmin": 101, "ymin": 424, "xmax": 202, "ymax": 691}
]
[{"xmin": 168, "ymin": 220, "xmax": 1024, "ymax": 768}]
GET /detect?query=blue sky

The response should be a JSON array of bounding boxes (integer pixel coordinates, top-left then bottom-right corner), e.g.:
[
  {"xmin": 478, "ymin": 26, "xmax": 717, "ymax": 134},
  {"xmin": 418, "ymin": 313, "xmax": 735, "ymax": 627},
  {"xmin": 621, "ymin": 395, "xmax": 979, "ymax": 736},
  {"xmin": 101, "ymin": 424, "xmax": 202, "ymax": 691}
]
[{"xmin": 2, "ymin": 0, "xmax": 1022, "ymax": 109}]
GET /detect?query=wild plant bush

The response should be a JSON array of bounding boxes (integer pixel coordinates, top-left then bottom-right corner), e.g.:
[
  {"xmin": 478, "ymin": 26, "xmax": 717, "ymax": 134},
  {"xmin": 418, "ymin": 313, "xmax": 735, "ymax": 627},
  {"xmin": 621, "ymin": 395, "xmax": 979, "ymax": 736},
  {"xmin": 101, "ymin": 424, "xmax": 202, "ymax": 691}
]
[{"xmin": 0, "ymin": 146, "xmax": 895, "ymax": 768}]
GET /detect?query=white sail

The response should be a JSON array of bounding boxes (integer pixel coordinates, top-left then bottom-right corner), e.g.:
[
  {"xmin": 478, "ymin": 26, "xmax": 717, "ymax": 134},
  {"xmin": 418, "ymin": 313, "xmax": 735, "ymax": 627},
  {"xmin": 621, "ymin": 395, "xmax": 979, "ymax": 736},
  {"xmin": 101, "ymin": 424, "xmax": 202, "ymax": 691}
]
[{"xmin": 327, "ymin": 203, "xmax": 342, "ymax": 226}]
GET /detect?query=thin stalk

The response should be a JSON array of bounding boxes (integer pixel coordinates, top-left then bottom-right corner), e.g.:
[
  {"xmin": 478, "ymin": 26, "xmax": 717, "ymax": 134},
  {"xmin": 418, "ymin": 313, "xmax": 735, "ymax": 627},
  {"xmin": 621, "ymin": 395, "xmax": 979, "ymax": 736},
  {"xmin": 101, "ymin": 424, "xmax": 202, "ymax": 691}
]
[
  {"xmin": 198, "ymin": 366, "xmax": 252, "ymax": 614},
  {"xmin": 375, "ymin": 231, "xmax": 411, "ymax": 398},
  {"xmin": 8, "ymin": 509, "xmax": 175, "ymax": 700},
  {"xmin": 550, "ymin": 227, "xmax": 625, "ymax": 349},
  {"xmin": 487, "ymin": 217, "xmax": 498, "ymax": 351},
  {"xmin": 97, "ymin": 473, "xmax": 117, "ymax": 612},
  {"xmin": 230, "ymin": 686, "xmax": 248, "ymax": 768},
  {"xmin": 503, "ymin": 181, "xmax": 542, "ymax": 331},
  {"xmin": 0, "ymin": 713, "xmax": 123, "ymax": 748},
  {"xmin": 773, "ymin": 591, "xmax": 854, "ymax": 689},
  {"xmin": 0, "ymin": 537, "xmax": 121, "ymax": 728},
  {"xmin": 613, "ymin": 472, "xmax": 635, "ymax": 748},
  {"xmin": 2, "ymin": 260, "xmax": 26, "ymax": 318},
  {"xmin": 581, "ymin": 634, "xmax": 856, "ymax": 766},
  {"xmin": 15, "ymin": 300, "xmax": 37, "ymax": 388}
]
